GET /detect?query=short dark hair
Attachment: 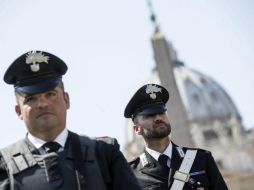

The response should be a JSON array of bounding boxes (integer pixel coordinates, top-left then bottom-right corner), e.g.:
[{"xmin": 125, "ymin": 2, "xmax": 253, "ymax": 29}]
[{"xmin": 132, "ymin": 116, "xmax": 138, "ymax": 125}]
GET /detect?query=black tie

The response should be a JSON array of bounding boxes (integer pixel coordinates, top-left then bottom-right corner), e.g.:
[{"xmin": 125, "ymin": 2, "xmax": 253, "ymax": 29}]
[
  {"xmin": 43, "ymin": 142, "xmax": 61, "ymax": 153},
  {"xmin": 158, "ymin": 154, "xmax": 170, "ymax": 177}
]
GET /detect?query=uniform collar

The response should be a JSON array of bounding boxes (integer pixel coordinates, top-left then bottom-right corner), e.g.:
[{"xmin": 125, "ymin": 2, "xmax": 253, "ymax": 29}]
[
  {"xmin": 27, "ymin": 128, "xmax": 68, "ymax": 150},
  {"xmin": 145, "ymin": 141, "xmax": 172, "ymax": 161}
]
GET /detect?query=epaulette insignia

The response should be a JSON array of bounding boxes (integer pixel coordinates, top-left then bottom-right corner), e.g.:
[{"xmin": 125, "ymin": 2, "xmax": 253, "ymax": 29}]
[
  {"xmin": 139, "ymin": 153, "xmax": 149, "ymax": 166},
  {"xmin": 176, "ymin": 146, "xmax": 185, "ymax": 158}
]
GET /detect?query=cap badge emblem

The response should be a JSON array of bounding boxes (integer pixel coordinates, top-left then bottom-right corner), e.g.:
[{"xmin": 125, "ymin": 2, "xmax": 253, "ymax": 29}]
[
  {"xmin": 146, "ymin": 84, "xmax": 162, "ymax": 99},
  {"xmin": 26, "ymin": 51, "xmax": 49, "ymax": 72}
]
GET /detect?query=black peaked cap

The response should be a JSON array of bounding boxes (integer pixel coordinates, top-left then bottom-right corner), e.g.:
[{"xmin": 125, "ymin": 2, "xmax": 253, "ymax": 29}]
[
  {"xmin": 4, "ymin": 50, "xmax": 67, "ymax": 94},
  {"xmin": 124, "ymin": 84, "xmax": 169, "ymax": 118}
]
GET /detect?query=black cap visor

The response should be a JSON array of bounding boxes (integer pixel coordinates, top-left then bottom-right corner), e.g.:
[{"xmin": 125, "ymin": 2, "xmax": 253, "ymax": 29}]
[
  {"xmin": 133, "ymin": 103, "xmax": 167, "ymax": 117},
  {"xmin": 15, "ymin": 78, "xmax": 62, "ymax": 94}
]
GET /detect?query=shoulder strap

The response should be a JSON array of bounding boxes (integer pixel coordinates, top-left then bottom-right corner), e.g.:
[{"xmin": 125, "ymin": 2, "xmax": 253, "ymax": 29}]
[
  {"xmin": 170, "ymin": 149, "xmax": 197, "ymax": 190},
  {"xmin": 69, "ymin": 131, "xmax": 86, "ymax": 190},
  {"xmin": 94, "ymin": 137, "xmax": 113, "ymax": 189},
  {"xmin": 0, "ymin": 139, "xmax": 37, "ymax": 175}
]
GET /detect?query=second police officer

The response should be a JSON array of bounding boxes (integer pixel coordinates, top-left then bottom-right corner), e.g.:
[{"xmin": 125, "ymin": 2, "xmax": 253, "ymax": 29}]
[{"xmin": 124, "ymin": 83, "xmax": 228, "ymax": 190}]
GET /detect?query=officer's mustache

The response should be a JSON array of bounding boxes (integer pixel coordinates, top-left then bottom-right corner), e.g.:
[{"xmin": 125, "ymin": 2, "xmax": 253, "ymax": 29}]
[
  {"xmin": 36, "ymin": 110, "xmax": 55, "ymax": 118},
  {"xmin": 153, "ymin": 120, "xmax": 168, "ymax": 127}
]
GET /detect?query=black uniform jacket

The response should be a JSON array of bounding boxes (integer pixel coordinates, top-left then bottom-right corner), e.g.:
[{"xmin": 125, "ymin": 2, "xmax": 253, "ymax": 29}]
[
  {"xmin": 129, "ymin": 142, "xmax": 228, "ymax": 190},
  {"xmin": 0, "ymin": 131, "xmax": 141, "ymax": 190}
]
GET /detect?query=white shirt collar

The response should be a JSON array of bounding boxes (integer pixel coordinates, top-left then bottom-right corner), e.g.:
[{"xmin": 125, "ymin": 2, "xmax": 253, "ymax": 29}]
[
  {"xmin": 145, "ymin": 141, "xmax": 173, "ymax": 161},
  {"xmin": 27, "ymin": 128, "xmax": 68, "ymax": 150}
]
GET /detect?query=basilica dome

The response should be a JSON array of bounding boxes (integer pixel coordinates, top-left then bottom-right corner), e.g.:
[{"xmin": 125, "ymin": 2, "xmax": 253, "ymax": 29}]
[
  {"xmin": 149, "ymin": 60, "xmax": 241, "ymax": 125},
  {"xmin": 174, "ymin": 61, "xmax": 241, "ymax": 123}
]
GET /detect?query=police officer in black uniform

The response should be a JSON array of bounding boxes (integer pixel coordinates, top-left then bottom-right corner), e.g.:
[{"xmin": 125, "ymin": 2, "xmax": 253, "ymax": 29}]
[
  {"xmin": 0, "ymin": 50, "xmax": 141, "ymax": 190},
  {"xmin": 124, "ymin": 84, "xmax": 228, "ymax": 190}
]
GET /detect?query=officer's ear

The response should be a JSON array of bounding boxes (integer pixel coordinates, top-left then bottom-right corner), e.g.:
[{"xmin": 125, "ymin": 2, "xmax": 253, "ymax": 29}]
[
  {"xmin": 133, "ymin": 125, "xmax": 142, "ymax": 135},
  {"xmin": 63, "ymin": 92, "xmax": 70, "ymax": 109},
  {"xmin": 15, "ymin": 105, "xmax": 23, "ymax": 120},
  {"xmin": 133, "ymin": 116, "xmax": 142, "ymax": 135}
]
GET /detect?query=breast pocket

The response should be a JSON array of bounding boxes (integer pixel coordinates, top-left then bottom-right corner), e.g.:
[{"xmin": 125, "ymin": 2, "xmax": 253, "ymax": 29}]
[{"xmin": 187, "ymin": 174, "xmax": 210, "ymax": 189}]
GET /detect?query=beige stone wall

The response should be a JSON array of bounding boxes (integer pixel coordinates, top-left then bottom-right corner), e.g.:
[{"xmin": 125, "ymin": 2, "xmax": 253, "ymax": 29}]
[{"xmin": 223, "ymin": 171, "xmax": 254, "ymax": 190}]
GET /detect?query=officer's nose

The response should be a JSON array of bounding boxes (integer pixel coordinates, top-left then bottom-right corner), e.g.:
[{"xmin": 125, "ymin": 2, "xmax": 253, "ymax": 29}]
[
  {"xmin": 37, "ymin": 95, "xmax": 49, "ymax": 109},
  {"xmin": 154, "ymin": 114, "xmax": 163, "ymax": 122}
]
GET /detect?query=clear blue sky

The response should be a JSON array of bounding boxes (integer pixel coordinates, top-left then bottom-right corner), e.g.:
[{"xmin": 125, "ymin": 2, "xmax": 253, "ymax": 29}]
[{"xmin": 0, "ymin": 0, "xmax": 253, "ymax": 149}]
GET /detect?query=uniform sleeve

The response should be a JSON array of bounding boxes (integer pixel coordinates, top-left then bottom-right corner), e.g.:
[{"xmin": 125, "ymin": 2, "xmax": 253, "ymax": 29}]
[
  {"xmin": 95, "ymin": 138, "xmax": 141, "ymax": 190},
  {"xmin": 0, "ymin": 155, "xmax": 11, "ymax": 190},
  {"xmin": 206, "ymin": 152, "xmax": 228, "ymax": 190}
]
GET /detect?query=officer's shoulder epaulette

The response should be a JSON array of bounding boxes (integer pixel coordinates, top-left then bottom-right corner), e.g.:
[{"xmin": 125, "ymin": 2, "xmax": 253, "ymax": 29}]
[
  {"xmin": 185, "ymin": 146, "xmax": 211, "ymax": 154},
  {"xmin": 95, "ymin": 136, "xmax": 115, "ymax": 144},
  {"xmin": 128, "ymin": 156, "xmax": 140, "ymax": 168}
]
